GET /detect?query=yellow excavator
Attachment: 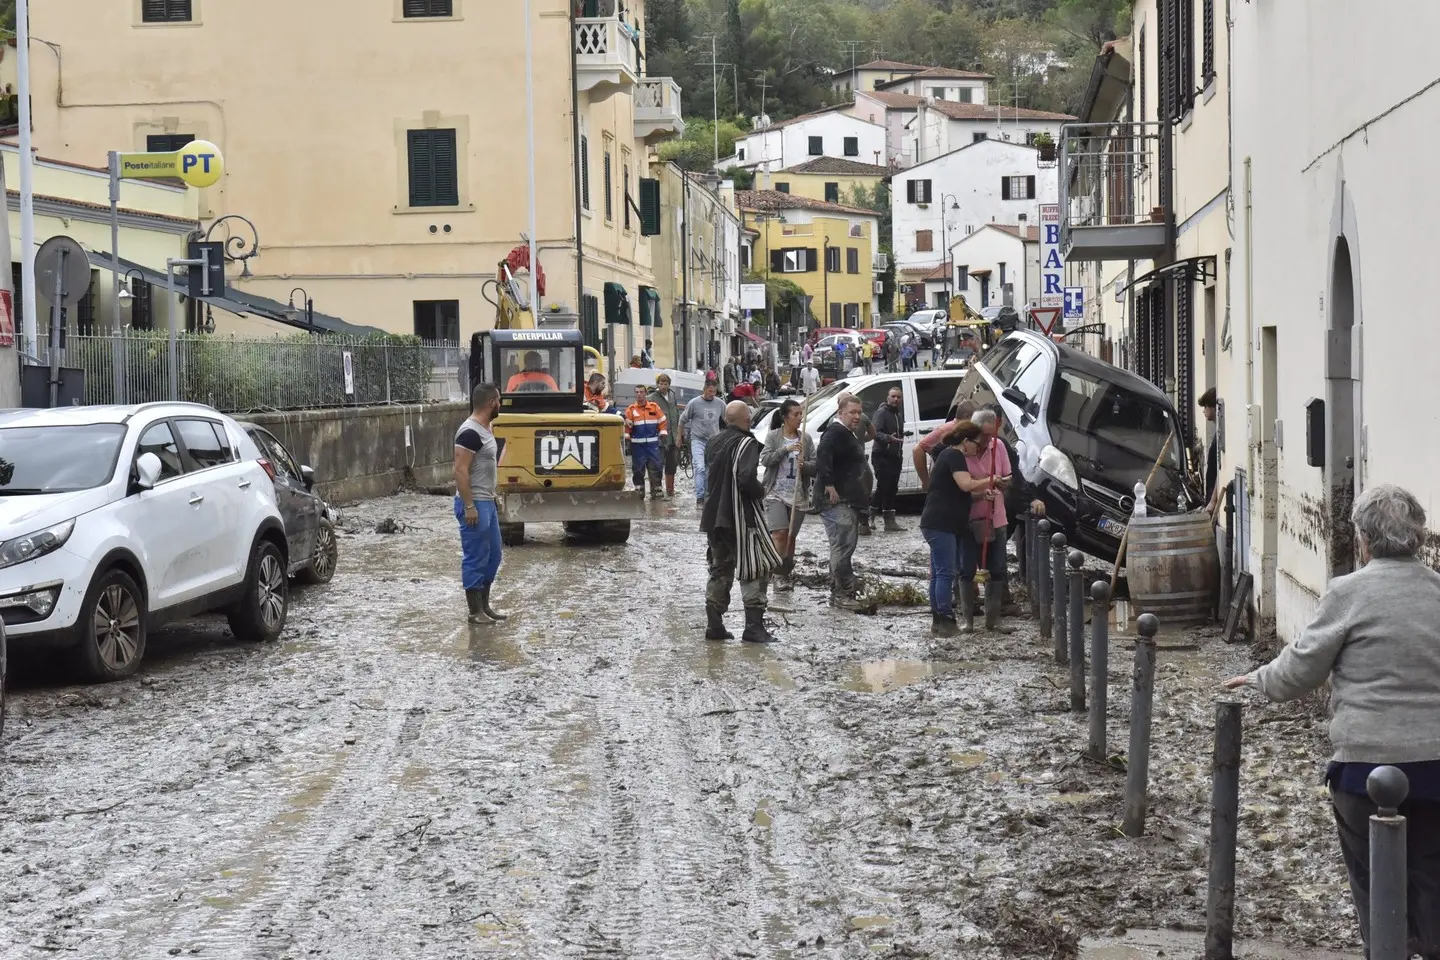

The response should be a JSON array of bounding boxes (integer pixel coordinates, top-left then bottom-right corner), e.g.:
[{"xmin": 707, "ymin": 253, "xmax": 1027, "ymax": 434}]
[{"xmin": 474, "ymin": 248, "xmax": 642, "ymax": 546}]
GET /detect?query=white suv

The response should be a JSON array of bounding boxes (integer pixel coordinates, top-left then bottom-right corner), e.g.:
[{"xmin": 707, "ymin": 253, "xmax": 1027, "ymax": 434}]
[{"xmin": 0, "ymin": 402, "xmax": 291, "ymax": 681}]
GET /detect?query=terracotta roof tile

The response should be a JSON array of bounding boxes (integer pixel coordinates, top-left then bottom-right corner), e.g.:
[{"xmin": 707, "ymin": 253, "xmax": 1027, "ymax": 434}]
[
  {"xmin": 877, "ymin": 66, "xmax": 995, "ymax": 87},
  {"xmin": 736, "ymin": 190, "xmax": 878, "ymax": 218},
  {"xmin": 926, "ymin": 100, "xmax": 1076, "ymax": 122},
  {"xmin": 781, "ymin": 157, "xmax": 890, "ymax": 176}
]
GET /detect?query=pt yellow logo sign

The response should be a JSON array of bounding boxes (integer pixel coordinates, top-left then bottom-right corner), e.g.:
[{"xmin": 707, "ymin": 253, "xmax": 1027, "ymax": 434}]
[
  {"xmin": 117, "ymin": 139, "xmax": 225, "ymax": 188},
  {"xmin": 535, "ymin": 430, "xmax": 600, "ymax": 476}
]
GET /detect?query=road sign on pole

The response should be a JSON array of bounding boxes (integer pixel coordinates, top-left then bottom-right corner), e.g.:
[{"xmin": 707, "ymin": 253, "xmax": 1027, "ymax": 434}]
[
  {"xmin": 1064, "ymin": 286, "xmax": 1085, "ymax": 321},
  {"xmin": 1029, "ymin": 305, "xmax": 1063, "ymax": 336}
]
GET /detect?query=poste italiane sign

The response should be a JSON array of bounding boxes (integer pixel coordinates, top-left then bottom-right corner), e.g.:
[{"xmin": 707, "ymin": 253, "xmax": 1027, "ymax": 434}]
[{"xmin": 118, "ymin": 139, "xmax": 225, "ymax": 188}]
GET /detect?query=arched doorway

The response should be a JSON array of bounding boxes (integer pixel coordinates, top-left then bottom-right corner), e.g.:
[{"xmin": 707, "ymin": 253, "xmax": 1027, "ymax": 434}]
[{"xmin": 1327, "ymin": 235, "xmax": 1358, "ymax": 578}]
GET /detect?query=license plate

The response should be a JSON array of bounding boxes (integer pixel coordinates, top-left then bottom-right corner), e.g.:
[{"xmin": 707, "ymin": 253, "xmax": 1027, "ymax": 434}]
[{"xmin": 1096, "ymin": 516, "xmax": 1127, "ymax": 538}]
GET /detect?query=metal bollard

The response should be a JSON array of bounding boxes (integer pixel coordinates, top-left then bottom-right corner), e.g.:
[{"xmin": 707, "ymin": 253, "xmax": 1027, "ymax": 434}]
[
  {"xmin": 1068, "ymin": 551, "xmax": 1085, "ymax": 712},
  {"xmin": 1038, "ymin": 520, "xmax": 1053, "ymax": 639},
  {"xmin": 1086, "ymin": 580, "xmax": 1110, "ymax": 761},
  {"xmin": 1028, "ymin": 516, "xmax": 1041, "ymax": 619},
  {"xmin": 1367, "ymin": 766, "xmax": 1411, "ymax": 960},
  {"xmin": 1205, "ymin": 700, "xmax": 1243, "ymax": 960},
  {"xmin": 1052, "ymin": 532, "xmax": 1068, "ymax": 664},
  {"xmin": 1018, "ymin": 511, "xmax": 1030, "ymax": 583},
  {"xmin": 1122, "ymin": 613, "xmax": 1159, "ymax": 837}
]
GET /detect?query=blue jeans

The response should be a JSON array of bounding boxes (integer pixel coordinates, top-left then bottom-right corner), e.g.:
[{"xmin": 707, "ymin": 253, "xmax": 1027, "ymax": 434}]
[
  {"xmin": 455, "ymin": 496, "xmax": 502, "ymax": 590},
  {"xmin": 691, "ymin": 435, "xmax": 710, "ymax": 501},
  {"xmin": 921, "ymin": 527, "xmax": 959, "ymax": 617},
  {"xmin": 960, "ymin": 522, "xmax": 1008, "ymax": 582}
]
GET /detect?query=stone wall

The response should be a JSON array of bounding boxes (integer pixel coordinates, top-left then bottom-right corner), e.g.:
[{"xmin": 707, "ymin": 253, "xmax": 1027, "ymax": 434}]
[{"xmin": 242, "ymin": 402, "xmax": 465, "ymax": 503}]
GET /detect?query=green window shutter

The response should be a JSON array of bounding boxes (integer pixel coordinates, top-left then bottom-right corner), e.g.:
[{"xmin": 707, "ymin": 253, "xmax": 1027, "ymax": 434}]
[
  {"xmin": 638, "ymin": 178, "xmax": 661, "ymax": 236},
  {"xmin": 580, "ymin": 136, "xmax": 591, "ymax": 211},
  {"xmin": 407, "ymin": 129, "xmax": 458, "ymax": 207}
]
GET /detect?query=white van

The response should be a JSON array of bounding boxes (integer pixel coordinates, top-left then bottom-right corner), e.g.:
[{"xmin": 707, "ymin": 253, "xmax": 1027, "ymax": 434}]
[{"xmin": 756, "ymin": 368, "xmax": 969, "ymax": 495}]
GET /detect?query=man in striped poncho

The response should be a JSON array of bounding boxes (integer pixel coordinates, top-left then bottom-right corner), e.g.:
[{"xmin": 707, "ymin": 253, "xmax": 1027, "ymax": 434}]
[{"xmin": 699, "ymin": 400, "xmax": 783, "ymax": 644}]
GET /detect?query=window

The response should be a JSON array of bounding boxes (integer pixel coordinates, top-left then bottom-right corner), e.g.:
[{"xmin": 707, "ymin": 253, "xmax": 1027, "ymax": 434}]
[
  {"xmin": 774, "ymin": 248, "xmax": 816, "ymax": 274},
  {"xmin": 176, "ymin": 419, "xmax": 233, "ymax": 469},
  {"xmin": 830, "ymin": 302, "xmax": 843, "ymax": 325},
  {"xmin": 146, "ymin": 133, "xmax": 195, "ymax": 152},
  {"xmin": 992, "ymin": 341, "xmax": 1041, "ymax": 387},
  {"xmin": 72, "ymin": 271, "xmax": 98, "ymax": 336},
  {"xmin": 824, "ymin": 182, "xmax": 840, "ymax": 203},
  {"xmin": 998, "ymin": 262, "xmax": 1007, "ymax": 287},
  {"xmin": 825, "ymin": 247, "xmax": 841, "ymax": 273},
  {"xmin": 1001, "ymin": 175, "xmax": 1036, "ymax": 200},
  {"xmin": 958, "ymin": 87, "xmax": 974, "ymax": 104},
  {"xmin": 808, "ymin": 135, "xmax": 823, "ymax": 155},
  {"xmin": 622, "ymin": 153, "xmax": 632, "ymax": 230},
  {"xmin": 905, "ymin": 179, "xmax": 933, "ymax": 204},
  {"xmin": 740, "ymin": 245, "xmax": 751, "ymax": 272},
  {"xmin": 141, "ymin": 0, "xmax": 192, "ymax": 23},
  {"xmin": 854, "ymin": 379, "xmax": 901, "ymax": 419},
  {"xmin": 915, "ymin": 229, "xmax": 933, "ymax": 253},
  {"xmin": 915, "ymin": 375, "xmax": 963, "ymax": 422},
  {"xmin": 934, "ymin": 90, "xmax": 946, "ymax": 101},
  {"xmin": 1202, "ymin": 0, "xmax": 1215, "ymax": 85},
  {"xmin": 253, "ymin": 429, "xmax": 302, "ymax": 483},
  {"xmin": 774, "ymin": 182, "xmax": 790, "ymax": 193},
  {"xmin": 844, "ymin": 303, "xmax": 860, "ymax": 325},
  {"xmin": 413, "ymin": 300, "xmax": 460, "ymax": 342},
  {"xmin": 136, "ymin": 422, "xmax": 184, "ymax": 480},
  {"xmin": 973, "ymin": 132, "xmax": 989, "ymax": 143},
  {"xmin": 402, "ymin": 0, "xmax": 453, "ymax": 16},
  {"xmin": 956, "ymin": 265, "xmax": 969, "ymax": 291},
  {"xmin": 406, "ymin": 128, "xmax": 458, "ymax": 207},
  {"xmin": 1139, "ymin": 27, "xmax": 1147, "ymax": 121},
  {"xmin": 129, "ymin": 277, "xmax": 154, "ymax": 331},
  {"xmin": 846, "ymin": 247, "xmax": 859, "ymax": 274},
  {"xmin": 843, "ymin": 137, "xmax": 859, "ymax": 157},
  {"xmin": 603, "ymin": 139, "xmax": 614, "ymax": 221},
  {"xmin": 579, "ymin": 135, "xmax": 590, "ymax": 211},
  {"xmin": 737, "ymin": 146, "xmax": 746, "ymax": 161}
]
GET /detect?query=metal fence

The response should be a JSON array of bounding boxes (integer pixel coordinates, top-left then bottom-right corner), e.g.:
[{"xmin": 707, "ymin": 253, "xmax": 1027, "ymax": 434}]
[{"xmin": 32, "ymin": 332, "xmax": 469, "ymax": 413}]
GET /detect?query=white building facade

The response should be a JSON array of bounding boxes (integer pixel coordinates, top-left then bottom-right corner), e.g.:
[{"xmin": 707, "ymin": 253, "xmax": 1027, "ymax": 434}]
[
  {"xmin": 907, "ymin": 99, "xmax": 1074, "ymax": 167},
  {"xmin": 719, "ymin": 110, "xmax": 887, "ymax": 174},
  {"xmin": 947, "ymin": 224, "xmax": 1040, "ymax": 312},
  {"xmin": 892, "ymin": 139, "xmax": 1058, "ymax": 310}
]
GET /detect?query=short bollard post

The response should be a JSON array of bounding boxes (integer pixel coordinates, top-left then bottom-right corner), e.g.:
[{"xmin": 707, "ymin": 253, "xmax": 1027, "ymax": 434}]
[
  {"xmin": 1086, "ymin": 580, "xmax": 1111, "ymax": 761},
  {"xmin": 1068, "ymin": 551, "xmax": 1085, "ymax": 712},
  {"xmin": 1122, "ymin": 614, "xmax": 1160, "ymax": 838},
  {"xmin": 1028, "ymin": 516, "xmax": 1041, "ymax": 619},
  {"xmin": 1052, "ymin": 532, "xmax": 1068, "ymax": 664},
  {"xmin": 1038, "ymin": 519, "xmax": 1053, "ymax": 639},
  {"xmin": 1018, "ymin": 511, "xmax": 1030, "ymax": 583},
  {"xmin": 1205, "ymin": 700, "xmax": 1243, "ymax": 960},
  {"xmin": 1367, "ymin": 766, "xmax": 1411, "ymax": 960}
]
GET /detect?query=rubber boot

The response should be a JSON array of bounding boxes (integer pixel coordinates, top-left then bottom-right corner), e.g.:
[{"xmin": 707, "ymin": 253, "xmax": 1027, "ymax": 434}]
[
  {"xmin": 931, "ymin": 613, "xmax": 959, "ymax": 638},
  {"xmin": 958, "ymin": 581, "xmax": 977, "ymax": 633},
  {"xmin": 771, "ymin": 575, "xmax": 795, "ymax": 611},
  {"xmin": 883, "ymin": 511, "xmax": 904, "ymax": 533},
  {"xmin": 985, "ymin": 586, "xmax": 1014, "ymax": 635},
  {"xmin": 859, "ymin": 512, "xmax": 873, "ymax": 536},
  {"xmin": 466, "ymin": 589, "xmax": 493, "ymax": 625},
  {"xmin": 741, "ymin": 606, "xmax": 778, "ymax": 644},
  {"xmin": 705, "ymin": 603, "xmax": 734, "ymax": 641},
  {"xmin": 479, "ymin": 585, "xmax": 509, "ymax": 621},
  {"xmin": 664, "ymin": 474, "xmax": 675, "ymax": 500}
]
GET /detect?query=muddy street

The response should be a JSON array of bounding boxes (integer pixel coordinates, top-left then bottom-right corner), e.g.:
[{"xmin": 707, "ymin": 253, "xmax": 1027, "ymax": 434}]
[{"xmin": 0, "ymin": 490, "xmax": 1360, "ymax": 959}]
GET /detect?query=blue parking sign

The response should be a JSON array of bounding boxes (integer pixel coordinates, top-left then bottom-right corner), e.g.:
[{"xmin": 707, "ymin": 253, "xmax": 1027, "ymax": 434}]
[{"xmin": 1063, "ymin": 286, "xmax": 1085, "ymax": 320}]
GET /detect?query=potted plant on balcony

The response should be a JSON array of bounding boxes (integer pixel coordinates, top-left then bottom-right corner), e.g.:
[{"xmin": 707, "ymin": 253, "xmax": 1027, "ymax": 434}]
[{"xmin": 1033, "ymin": 131, "xmax": 1057, "ymax": 162}]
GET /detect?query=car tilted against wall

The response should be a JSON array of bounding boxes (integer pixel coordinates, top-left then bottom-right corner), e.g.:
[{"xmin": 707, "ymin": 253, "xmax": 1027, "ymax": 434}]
[
  {"xmin": 0, "ymin": 403, "xmax": 291, "ymax": 682},
  {"xmin": 955, "ymin": 331, "xmax": 1198, "ymax": 561}
]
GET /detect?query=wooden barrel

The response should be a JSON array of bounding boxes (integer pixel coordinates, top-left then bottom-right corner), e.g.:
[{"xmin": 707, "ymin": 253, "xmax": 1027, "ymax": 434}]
[{"xmin": 1125, "ymin": 512, "xmax": 1220, "ymax": 626}]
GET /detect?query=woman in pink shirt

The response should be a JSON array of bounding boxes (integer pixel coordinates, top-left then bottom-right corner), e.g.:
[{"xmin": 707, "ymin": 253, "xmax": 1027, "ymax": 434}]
[{"xmin": 958, "ymin": 408, "xmax": 1013, "ymax": 633}]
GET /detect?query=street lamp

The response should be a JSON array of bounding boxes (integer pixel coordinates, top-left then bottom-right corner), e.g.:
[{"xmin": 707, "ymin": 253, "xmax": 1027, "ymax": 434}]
[
  {"xmin": 939, "ymin": 193, "xmax": 961, "ymax": 308},
  {"xmin": 203, "ymin": 214, "xmax": 262, "ymax": 278},
  {"xmin": 116, "ymin": 268, "xmax": 145, "ymax": 303},
  {"xmin": 286, "ymin": 287, "xmax": 315, "ymax": 330}
]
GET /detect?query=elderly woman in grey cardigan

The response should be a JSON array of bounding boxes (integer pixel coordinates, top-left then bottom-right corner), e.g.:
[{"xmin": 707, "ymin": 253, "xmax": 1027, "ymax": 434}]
[
  {"xmin": 1225, "ymin": 484, "xmax": 1440, "ymax": 958},
  {"xmin": 760, "ymin": 398, "xmax": 816, "ymax": 602}
]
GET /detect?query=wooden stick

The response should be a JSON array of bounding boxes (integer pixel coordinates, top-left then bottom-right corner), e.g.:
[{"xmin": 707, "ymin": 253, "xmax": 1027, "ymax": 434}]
[
  {"xmin": 780, "ymin": 391, "xmax": 812, "ymax": 574},
  {"xmin": 1109, "ymin": 432, "xmax": 1175, "ymax": 596}
]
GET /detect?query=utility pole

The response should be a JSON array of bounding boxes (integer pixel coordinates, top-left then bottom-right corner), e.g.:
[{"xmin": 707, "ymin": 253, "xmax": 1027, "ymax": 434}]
[
  {"xmin": 840, "ymin": 40, "xmax": 867, "ymax": 96},
  {"xmin": 698, "ymin": 35, "xmax": 720, "ymax": 163},
  {"xmin": 754, "ymin": 73, "xmax": 770, "ymax": 122},
  {"xmin": 0, "ymin": 151, "xmax": 17, "ymax": 407},
  {"xmin": 16, "ymin": 0, "xmax": 37, "ymax": 361},
  {"xmin": 524, "ymin": 0, "xmax": 539, "ymax": 314}
]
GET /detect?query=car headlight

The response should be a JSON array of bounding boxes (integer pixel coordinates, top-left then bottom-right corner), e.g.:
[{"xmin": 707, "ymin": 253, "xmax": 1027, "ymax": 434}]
[
  {"xmin": 0, "ymin": 519, "xmax": 76, "ymax": 570},
  {"xmin": 1038, "ymin": 445, "xmax": 1079, "ymax": 491}
]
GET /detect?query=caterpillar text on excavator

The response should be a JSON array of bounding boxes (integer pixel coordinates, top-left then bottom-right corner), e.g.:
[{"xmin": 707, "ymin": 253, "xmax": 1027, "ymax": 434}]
[{"xmin": 470, "ymin": 245, "xmax": 643, "ymax": 546}]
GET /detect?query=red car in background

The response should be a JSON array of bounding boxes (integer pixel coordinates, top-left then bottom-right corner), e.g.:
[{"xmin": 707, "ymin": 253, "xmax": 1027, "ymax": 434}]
[{"xmin": 860, "ymin": 328, "xmax": 889, "ymax": 348}]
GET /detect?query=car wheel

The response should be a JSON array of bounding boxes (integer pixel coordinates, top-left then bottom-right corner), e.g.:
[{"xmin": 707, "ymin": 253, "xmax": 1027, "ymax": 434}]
[
  {"xmin": 228, "ymin": 539, "xmax": 289, "ymax": 643},
  {"xmin": 297, "ymin": 517, "xmax": 338, "ymax": 585},
  {"xmin": 501, "ymin": 523, "xmax": 525, "ymax": 547},
  {"xmin": 74, "ymin": 568, "xmax": 147, "ymax": 683}
]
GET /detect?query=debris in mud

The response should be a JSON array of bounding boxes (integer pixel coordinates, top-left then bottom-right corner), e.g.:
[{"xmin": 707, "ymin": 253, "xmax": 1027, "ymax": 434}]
[
  {"xmin": 860, "ymin": 579, "xmax": 926, "ymax": 607},
  {"xmin": 374, "ymin": 517, "xmax": 404, "ymax": 534},
  {"xmin": 978, "ymin": 902, "xmax": 1079, "ymax": 960}
]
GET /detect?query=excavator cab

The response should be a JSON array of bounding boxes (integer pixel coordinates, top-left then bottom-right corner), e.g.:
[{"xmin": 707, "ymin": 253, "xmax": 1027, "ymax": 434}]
[{"xmin": 472, "ymin": 328, "xmax": 641, "ymax": 546}]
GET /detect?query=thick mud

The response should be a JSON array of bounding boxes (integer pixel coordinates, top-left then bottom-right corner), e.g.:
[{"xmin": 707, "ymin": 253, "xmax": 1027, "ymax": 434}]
[{"xmin": 0, "ymin": 485, "xmax": 1357, "ymax": 959}]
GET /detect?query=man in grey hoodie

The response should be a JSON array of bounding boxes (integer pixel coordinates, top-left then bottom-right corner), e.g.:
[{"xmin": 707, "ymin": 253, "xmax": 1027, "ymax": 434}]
[{"xmin": 677, "ymin": 378, "xmax": 727, "ymax": 505}]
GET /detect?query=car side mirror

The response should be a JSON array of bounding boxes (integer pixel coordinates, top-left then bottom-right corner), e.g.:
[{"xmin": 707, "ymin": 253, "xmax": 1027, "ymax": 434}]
[
  {"xmin": 135, "ymin": 452, "xmax": 162, "ymax": 491},
  {"xmin": 300, "ymin": 465, "xmax": 315, "ymax": 491},
  {"xmin": 1002, "ymin": 386, "xmax": 1029, "ymax": 409}
]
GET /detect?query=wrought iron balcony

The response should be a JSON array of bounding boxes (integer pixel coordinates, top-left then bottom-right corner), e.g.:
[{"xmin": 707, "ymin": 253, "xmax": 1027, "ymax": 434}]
[
  {"xmin": 1059, "ymin": 121, "xmax": 1168, "ymax": 261},
  {"xmin": 575, "ymin": 8, "xmax": 639, "ymax": 98},
  {"xmin": 634, "ymin": 77, "xmax": 684, "ymax": 142}
]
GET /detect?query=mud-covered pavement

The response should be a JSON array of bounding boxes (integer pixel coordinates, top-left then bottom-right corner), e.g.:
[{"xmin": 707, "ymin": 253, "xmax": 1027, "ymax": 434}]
[{"xmin": 0, "ymin": 487, "xmax": 1361, "ymax": 959}]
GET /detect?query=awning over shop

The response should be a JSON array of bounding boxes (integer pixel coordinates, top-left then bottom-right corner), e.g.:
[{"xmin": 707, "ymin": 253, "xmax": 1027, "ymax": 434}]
[
  {"xmin": 638, "ymin": 285, "xmax": 662, "ymax": 327},
  {"xmin": 740, "ymin": 329, "xmax": 767, "ymax": 345},
  {"xmin": 84, "ymin": 250, "xmax": 383, "ymax": 335},
  {"xmin": 603, "ymin": 281, "xmax": 632, "ymax": 325}
]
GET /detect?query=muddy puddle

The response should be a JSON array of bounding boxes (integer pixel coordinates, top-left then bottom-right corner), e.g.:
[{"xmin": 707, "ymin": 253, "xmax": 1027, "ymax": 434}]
[{"xmin": 839, "ymin": 658, "xmax": 981, "ymax": 692}]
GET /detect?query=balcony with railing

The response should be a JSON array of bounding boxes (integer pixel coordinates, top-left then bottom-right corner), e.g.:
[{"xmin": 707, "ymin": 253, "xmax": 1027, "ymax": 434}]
[
  {"xmin": 634, "ymin": 77, "xmax": 684, "ymax": 142},
  {"xmin": 575, "ymin": 1, "xmax": 640, "ymax": 97},
  {"xmin": 1059, "ymin": 121, "xmax": 1168, "ymax": 261}
]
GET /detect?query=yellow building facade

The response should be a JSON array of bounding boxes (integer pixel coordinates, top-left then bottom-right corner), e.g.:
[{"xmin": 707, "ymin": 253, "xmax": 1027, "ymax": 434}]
[
  {"xmin": 25, "ymin": 0, "xmax": 684, "ymax": 352},
  {"xmin": 765, "ymin": 157, "xmax": 889, "ymax": 210},
  {"xmin": 738, "ymin": 191, "xmax": 880, "ymax": 329}
]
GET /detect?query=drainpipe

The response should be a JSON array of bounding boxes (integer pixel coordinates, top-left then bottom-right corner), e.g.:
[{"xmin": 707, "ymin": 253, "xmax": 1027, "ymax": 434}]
[
  {"xmin": 1225, "ymin": 0, "xmax": 1236, "ymax": 241},
  {"xmin": 681, "ymin": 170, "xmax": 691, "ymax": 367},
  {"xmin": 569, "ymin": 3, "xmax": 585, "ymax": 317},
  {"xmin": 1244, "ymin": 157, "xmax": 1255, "ymax": 495}
]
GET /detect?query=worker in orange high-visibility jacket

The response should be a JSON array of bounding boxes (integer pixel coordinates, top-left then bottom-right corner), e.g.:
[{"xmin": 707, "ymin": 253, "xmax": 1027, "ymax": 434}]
[{"xmin": 624, "ymin": 384, "xmax": 669, "ymax": 499}]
